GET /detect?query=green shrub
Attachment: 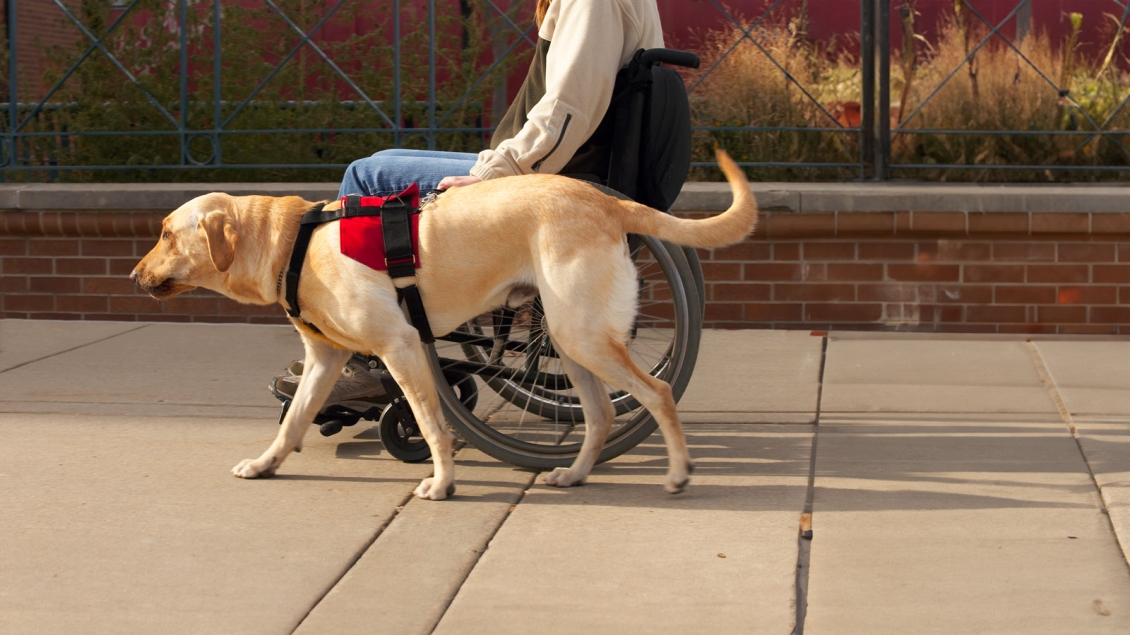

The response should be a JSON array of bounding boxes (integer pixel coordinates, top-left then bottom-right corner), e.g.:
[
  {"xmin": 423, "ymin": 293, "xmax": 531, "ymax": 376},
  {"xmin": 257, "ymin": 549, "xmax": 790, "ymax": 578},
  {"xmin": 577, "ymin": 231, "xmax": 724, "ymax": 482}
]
[{"xmin": 5, "ymin": 0, "xmax": 529, "ymax": 183}]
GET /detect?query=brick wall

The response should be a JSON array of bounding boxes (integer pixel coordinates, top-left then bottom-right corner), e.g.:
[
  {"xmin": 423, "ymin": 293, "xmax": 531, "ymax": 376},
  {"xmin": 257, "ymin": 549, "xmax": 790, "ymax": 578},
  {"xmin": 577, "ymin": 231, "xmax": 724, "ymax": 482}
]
[
  {"xmin": 695, "ymin": 208, "xmax": 1130, "ymax": 334},
  {"xmin": 4, "ymin": 203, "xmax": 1130, "ymax": 334},
  {"xmin": 4, "ymin": 0, "xmax": 85, "ymax": 101},
  {"xmin": 0, "ymin": 210, "xmax": 285, "ymax": 324}
]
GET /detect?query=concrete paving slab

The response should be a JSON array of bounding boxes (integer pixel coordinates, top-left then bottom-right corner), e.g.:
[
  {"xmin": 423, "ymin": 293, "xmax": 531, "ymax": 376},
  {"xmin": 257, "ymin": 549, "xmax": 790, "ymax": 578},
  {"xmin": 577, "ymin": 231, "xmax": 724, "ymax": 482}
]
[
  {"xmin": 822, "ymin": 334, "xmax": 1056, "ymax": 413},
  {"xmin": 805, "ymin": 414, "xmax": 1130, "ymax": 635},
  {"xmin": 1070, "ymin": 417, "xmax": 1130, "ymax": 567},
  {"xmin": 295, "ymin": 448, "xmax": 535, "ymax": 635},
  {"xmin": 0, "ymin": 414, "xmax": 433, "ymax": 635},
  {"xmin": 1028, "ymin": 341, "xmax": 1130, "ymax": 563},
  {"xmin": 1034, "ymin": 341, "xmax": 1130, "ymax": 417},
  {"xmin": 0, "ymin": 319, "xmax": 143, "ymax": 373},
  {"xmin": 433, "ymin": 425, "xmax": 813, "ymax": 635},
  {"xmin": 0, "ymin": 322, "xmax": 303, "ymax": 415},
  {"xmin": 679, "ymin": 329, "xmax": 823, "ymax": 423}
]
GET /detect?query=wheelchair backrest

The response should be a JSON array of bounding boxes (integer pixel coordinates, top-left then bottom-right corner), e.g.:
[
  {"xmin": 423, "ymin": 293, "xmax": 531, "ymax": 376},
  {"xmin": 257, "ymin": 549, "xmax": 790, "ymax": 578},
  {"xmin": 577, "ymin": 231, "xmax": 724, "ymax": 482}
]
[
  {"xmin": 563, "ymin": 49, "xmax": 695, "ymax": 211},
  {"xmin": 633, "ymin": 62, "xmax": 693, "ymax": 211}
]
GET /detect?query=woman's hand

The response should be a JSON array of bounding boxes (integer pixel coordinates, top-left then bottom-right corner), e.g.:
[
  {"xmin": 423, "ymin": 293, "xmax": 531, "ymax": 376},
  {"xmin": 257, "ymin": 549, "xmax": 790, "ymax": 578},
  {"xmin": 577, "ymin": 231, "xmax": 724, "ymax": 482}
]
[{"xmin": 437, "ymin": 175, "xmax": 482, "ymax": 190}]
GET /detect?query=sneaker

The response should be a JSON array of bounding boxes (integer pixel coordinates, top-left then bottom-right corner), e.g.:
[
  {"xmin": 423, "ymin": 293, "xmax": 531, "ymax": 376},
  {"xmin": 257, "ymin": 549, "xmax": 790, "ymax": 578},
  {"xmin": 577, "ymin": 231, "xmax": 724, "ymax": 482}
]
[{"xmin": 269, "ymin": 355, "xmax": 391, "ymax": 411}]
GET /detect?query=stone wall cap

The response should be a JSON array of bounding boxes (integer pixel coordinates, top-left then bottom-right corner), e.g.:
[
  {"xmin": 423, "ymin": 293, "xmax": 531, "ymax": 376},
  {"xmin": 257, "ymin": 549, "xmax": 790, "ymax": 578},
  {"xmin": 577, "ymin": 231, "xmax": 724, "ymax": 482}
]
[
  {"xmin": 673, "ymin": 181, "xmax": 1130, "ymax": 213},
  {"xmin": 8, "ymin": 183, "xmax": 341, "ymax": 210},
  {"xmin": 5, "ymin": 180, "xmax": 1130, "ymax": 212}
]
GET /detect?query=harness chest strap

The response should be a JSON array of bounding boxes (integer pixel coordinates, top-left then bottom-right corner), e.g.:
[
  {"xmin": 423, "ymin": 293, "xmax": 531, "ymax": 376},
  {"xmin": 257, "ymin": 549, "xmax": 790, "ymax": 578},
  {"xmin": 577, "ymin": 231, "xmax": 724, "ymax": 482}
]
[{"xmin": 279, "ymin": 194, "xmax": 435, "ymax": 343}]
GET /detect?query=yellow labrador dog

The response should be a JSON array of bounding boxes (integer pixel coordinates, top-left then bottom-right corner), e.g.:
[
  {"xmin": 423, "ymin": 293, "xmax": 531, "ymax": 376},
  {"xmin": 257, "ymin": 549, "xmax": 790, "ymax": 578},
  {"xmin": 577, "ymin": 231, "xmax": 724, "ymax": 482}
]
[{"xmin": 132, "ymin": 149, "xmax": 757, "ymax": 500}]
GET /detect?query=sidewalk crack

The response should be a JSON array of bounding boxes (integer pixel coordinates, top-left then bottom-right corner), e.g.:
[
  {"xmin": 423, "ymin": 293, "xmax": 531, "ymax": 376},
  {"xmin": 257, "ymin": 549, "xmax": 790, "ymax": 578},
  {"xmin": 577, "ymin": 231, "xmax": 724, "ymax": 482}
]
[
  {"xmin": 290, "ymin": 489, "xmax": 415, "ymax": 634},
  {"xmin": 0, "ymin": 324, "xmax": 150, "ymax": 375},
  {"xmin": 1024, "ymin": 340, "xmax": 1130, "ymax": 574},
  {"xmin": 792, "ymin": 333, "xmax": 828, "ymax": 635},
  {"xmin": 427, "ymin": 470, "xmax": 538, "ymax": 635}
]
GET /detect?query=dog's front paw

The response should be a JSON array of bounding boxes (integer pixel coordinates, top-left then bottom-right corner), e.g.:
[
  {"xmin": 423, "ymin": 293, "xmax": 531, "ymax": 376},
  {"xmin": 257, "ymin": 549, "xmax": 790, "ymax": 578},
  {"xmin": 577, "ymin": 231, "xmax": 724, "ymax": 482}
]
[
  {"xmin": 664, "ymin": 459, "xmax": 694, "ymax": 494},
  {"xmin": 414, "ymin": 477, "xmax": 455, "ymax": 500},
  {"xmin": 545, "ymin": 467, "xmax": 586, "ymax": 488},
  {"xmin": 231, "ymin": 457, "xmax": 278, "ymax": 479}
]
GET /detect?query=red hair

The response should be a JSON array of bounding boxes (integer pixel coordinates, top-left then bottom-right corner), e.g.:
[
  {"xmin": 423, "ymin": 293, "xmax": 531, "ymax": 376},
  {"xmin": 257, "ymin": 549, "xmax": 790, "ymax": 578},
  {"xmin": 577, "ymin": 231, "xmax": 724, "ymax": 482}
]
[{"xmin": 536, "ymin": 0, "xmax": 552, "ymax": 27}]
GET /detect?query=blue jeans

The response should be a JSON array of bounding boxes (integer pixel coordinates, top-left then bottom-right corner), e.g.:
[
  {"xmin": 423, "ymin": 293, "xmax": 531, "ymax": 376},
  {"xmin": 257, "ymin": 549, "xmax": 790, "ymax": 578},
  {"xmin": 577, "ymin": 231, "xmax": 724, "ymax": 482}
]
[{"xmin": 338, "ymin": 149, "xmax": 479, "ymax": 198}]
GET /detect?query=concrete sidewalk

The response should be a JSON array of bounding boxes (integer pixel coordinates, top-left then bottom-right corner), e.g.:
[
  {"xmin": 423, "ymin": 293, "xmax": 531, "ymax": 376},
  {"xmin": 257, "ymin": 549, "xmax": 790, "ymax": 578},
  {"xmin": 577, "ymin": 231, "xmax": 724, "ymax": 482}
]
[{"xmin": 1, "ymin": 320, "xmax": 1129, "ymax": 634}]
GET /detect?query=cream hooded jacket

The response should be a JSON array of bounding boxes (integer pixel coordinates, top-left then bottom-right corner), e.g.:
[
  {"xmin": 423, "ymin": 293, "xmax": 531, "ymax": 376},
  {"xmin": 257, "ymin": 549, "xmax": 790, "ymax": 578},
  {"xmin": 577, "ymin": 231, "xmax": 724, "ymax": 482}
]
[{"xmin": 469, "ymin": 0, "xmax": 664, "ymax": 181}]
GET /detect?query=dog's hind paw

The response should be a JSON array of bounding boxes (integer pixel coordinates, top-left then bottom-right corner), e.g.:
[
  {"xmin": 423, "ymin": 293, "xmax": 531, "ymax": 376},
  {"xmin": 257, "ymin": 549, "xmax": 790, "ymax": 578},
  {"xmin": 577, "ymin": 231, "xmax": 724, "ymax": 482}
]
[
  {"xmin": 414, "ymin": 477, "xmax": 455, "ymax": 500},
  {"xmin": 232, "ymin": 457, "xmax": 277, "ymax": 479},
  {"xmin": 545, "ymin": 467, "xmax": 586, "ymax": 488}
]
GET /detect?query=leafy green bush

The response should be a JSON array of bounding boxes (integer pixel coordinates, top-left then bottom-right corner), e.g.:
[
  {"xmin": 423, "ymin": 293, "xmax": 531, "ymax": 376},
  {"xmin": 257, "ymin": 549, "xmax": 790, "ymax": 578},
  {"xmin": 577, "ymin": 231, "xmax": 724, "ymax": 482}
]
[{"xmin": 5, "ymin": 0, "xmax": 529, "ymax": 182}]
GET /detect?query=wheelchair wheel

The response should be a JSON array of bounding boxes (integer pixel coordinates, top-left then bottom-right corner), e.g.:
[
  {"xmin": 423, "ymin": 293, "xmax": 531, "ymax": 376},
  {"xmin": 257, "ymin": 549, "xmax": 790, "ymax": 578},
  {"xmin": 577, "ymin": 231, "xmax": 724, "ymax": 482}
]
[{"xmin": 427, "ymin": 235, "xmax": 701, "ymax": 471}]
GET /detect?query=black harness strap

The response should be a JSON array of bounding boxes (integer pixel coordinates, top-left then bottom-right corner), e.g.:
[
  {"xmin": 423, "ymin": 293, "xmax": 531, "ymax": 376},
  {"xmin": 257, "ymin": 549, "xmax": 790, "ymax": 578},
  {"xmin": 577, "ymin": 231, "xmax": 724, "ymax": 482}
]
[
  {"xmin": 284, "ymin": 201, "xmax": 327, "ymax": 320},
  {"xmin": 282, "ymin": 195, "xmax": 434, "ymax": 343},
  {"xmin": 380, "ymin": 197, "xmax": 434, "ymax": 343}
]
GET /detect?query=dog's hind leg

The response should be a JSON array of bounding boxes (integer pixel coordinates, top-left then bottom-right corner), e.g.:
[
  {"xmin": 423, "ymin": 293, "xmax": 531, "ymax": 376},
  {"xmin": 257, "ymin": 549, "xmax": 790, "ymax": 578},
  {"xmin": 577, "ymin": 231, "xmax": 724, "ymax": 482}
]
[
  {"xmin": 232, "ymin": 333, "xmax": 350, "ymax": 479},
  {"xmin": 544, "ymin": 351, "xmax": 615, "ymax": 488},
  {"xmin": 376, "ymin": 330, "xmax": 457, "ymax": 501},
  {"xmin": 555, "ymin": 335, "xmax": 693, "ymax": 494}
]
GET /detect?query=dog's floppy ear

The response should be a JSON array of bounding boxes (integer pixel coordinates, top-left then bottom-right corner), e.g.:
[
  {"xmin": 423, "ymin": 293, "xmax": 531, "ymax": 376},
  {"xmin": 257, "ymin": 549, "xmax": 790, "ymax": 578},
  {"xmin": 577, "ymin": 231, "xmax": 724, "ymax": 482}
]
[{"xmin": 199, "ymin": 210, "xmax": 239, "ymax": 272}]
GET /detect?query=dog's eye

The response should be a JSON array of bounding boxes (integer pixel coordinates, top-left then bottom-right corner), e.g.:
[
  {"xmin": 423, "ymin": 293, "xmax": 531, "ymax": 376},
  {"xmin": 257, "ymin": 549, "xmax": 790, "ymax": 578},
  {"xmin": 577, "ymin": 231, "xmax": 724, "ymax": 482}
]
[{"xmin": 162, "ymin": 230, "xmax": 171, "ymax": 241}]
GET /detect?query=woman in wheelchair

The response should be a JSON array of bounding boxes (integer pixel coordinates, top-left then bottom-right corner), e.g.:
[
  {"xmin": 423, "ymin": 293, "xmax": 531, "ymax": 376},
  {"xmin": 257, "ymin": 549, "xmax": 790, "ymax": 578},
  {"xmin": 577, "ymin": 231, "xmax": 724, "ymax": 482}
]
[{"xmin": 272, "ymin": 0, "xmax": 705, "ymax": 468}]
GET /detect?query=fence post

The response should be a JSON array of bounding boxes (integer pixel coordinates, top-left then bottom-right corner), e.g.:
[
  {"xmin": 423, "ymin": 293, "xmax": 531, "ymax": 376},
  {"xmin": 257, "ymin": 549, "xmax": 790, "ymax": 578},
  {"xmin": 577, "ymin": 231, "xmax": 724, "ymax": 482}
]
[
  {"xmin": 5, "ymin": 0, "xmax": 16, "ymax": 178},
  {"xmin": 876, "ymin": 0, "xmax": 891, "ymax": 180},
  {"xmin": 179, "ymin": 0, "xmax": 188, "ymax": 166},
  {"xmin": 394, "ymin": 0, "xmax": 401, "ymax": 148},
  {"xmin": 213, "ymin": 0, "xmax": 222, "ymax": 167},
  {"xmin": 860, "ymin": 0, "xmax": 875, "ymax": 179}
]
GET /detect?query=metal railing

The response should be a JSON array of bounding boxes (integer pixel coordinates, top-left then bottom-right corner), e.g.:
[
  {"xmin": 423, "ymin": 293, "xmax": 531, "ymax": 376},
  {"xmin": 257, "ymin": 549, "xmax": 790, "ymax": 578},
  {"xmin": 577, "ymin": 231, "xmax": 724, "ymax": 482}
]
[
  {"xmin": 878, "ymin": 0, "xmax": 1130, "ymax": 179},
  {"xmin": 3, "ymin": 0, "xmax": 1129, "ymax": 182}
]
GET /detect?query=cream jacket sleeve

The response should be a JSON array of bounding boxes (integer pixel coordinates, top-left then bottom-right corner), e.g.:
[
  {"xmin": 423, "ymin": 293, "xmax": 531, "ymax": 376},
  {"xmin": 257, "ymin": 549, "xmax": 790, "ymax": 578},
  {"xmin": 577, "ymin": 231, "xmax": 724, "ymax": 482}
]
[{"xmin": 470, "ymin": 0, "xmax": 660, "ymax": 180}]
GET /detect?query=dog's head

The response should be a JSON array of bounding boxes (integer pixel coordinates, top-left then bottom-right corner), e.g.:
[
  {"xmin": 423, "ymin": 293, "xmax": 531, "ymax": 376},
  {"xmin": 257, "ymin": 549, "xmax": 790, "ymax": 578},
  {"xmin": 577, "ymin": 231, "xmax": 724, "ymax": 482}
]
[{"xmin": 131, "ymin": 193, "xmax": 241, "ymax": 301}]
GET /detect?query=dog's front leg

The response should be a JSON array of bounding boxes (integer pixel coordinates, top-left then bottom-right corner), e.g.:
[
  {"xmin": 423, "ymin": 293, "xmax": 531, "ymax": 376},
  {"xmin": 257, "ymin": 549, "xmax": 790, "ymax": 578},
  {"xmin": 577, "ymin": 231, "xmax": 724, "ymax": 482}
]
[
  {"xmin": 379, "ymin": 332, "xmax": 456, "ymax": 500},
  {"xmin": 232, "ymin": 335, "xmax": 350, "ymax": 479}
]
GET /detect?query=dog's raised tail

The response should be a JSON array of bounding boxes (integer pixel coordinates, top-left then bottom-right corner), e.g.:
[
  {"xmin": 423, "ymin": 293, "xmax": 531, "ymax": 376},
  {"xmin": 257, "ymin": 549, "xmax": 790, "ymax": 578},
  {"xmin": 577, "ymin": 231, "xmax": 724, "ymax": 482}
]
[{"xmin": 618, "ymin": 149, "xmax": 757, "ymax": 249}]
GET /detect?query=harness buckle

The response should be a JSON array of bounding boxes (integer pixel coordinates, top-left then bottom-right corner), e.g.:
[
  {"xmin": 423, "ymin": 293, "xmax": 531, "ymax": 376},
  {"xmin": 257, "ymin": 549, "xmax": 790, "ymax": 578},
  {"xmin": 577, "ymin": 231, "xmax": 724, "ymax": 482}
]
[{"xmin": 384, "ymin": 255, "xmax": 416, "ymax": 268}]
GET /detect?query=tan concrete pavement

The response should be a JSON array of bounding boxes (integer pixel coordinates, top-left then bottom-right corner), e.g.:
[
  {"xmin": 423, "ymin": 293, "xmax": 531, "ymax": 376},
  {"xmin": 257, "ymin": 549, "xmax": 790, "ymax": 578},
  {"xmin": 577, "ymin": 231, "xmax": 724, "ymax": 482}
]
[
  {"xmin": 2, "ymin": 319, "xmax": 1129, "ymax": 634},
  {"xmin": 1033, "ymin": 340, "xmax": 1130, "ymax": 578},
  {"xmin": 808, "ymin": 334, "xmax": 1130, "ymax": 634}
]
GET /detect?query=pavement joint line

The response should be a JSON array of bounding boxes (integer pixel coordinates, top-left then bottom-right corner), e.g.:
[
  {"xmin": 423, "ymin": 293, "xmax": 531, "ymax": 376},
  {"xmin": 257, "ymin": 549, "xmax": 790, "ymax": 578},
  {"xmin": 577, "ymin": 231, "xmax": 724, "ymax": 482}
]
[
  {"xmin": 1024, "ymin": 340, "xmax": 1130, "ymax": 575},
  {"xmin": 0, "ymin": 324, "xmax": 150, "ymax": 375},
  {"xmin": 791, "ymin": 333, "xmax": 828, "ymax": 635},
  {"xmin": 427, "ymin": 466, "xmax": 540, "ymax": 635},
  {"xmin": 289, "ymin": 489, "xmax": 417, "ymax": 635}
]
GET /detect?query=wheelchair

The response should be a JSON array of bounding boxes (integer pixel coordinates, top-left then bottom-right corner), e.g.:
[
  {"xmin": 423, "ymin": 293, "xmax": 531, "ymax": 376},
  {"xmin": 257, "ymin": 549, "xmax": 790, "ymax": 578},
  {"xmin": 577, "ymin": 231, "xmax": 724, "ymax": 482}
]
[{"xmin": 293, "ymin": 49, "xmax": 706, "ymax": 470}]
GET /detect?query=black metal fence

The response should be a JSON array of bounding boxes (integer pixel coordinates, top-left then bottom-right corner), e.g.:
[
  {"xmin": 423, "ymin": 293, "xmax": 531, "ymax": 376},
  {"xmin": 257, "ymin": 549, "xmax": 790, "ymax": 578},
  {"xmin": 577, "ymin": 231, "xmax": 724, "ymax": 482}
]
[{"xmin": 3, "ymin": 0, "xmax": 1130, "ymax": 182}]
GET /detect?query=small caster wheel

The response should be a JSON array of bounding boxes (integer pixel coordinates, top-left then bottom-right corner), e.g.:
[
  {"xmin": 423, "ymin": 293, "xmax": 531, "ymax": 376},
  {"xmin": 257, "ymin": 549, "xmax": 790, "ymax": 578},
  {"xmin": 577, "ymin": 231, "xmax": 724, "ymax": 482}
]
[
  {"xmin": 379, "ymin": 401, "xmax": 431, "ymax": 462},
  {"xmin": 319, "ymin": 420, "xmax": 345, "ymax": 437},
  {"xmin": 278, "ymin": 399, "xmax": 291, "ymax": 425},
  {"xmin": 442, "ymin": 369, "xmax": 478, "ymax": 411}
]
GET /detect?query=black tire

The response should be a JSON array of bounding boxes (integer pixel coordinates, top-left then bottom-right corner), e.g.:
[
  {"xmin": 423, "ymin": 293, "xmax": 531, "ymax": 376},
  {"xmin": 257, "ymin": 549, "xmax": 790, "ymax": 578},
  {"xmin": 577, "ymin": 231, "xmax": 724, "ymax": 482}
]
[
  {"xmin": 378, "ymin": 403, "xmax": 432, "ymax": 462},
  {"xmin": 427, "ymin": 234, "xmax": 702, "ymax": 470}
]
